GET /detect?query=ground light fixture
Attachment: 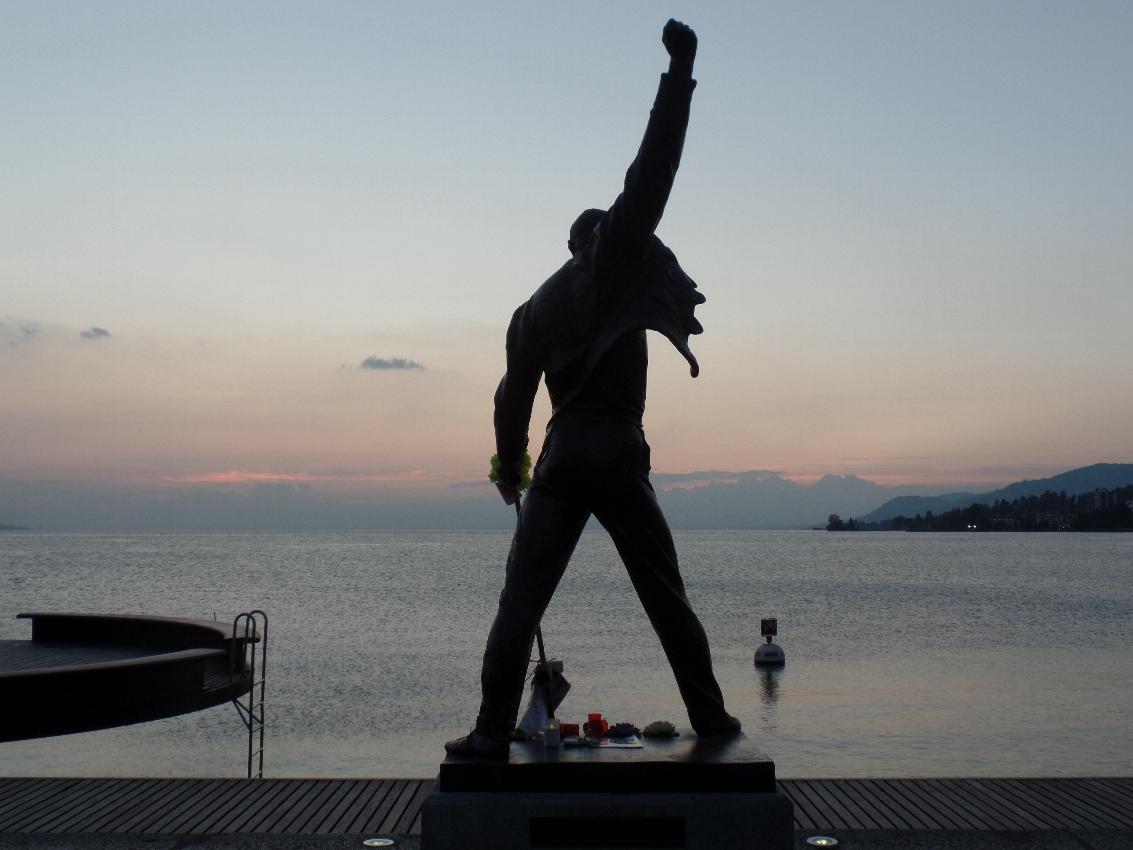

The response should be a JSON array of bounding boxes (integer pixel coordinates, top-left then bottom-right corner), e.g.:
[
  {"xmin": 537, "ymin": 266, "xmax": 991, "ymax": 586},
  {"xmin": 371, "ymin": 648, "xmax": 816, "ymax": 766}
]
[
  {"xmin": 805, "ymin": 836, "xmax": 840, "ymax": 847},
  {"xmin": 362, "ymin": 839, "xmax": 396, "ymax": 847}
]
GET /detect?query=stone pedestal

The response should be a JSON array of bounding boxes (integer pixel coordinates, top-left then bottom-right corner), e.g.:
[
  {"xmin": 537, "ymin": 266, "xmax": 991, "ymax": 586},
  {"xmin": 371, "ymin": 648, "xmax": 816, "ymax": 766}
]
[{"xmin": 422, "ymin": 734, "xmax": 793, "ymax": 850}]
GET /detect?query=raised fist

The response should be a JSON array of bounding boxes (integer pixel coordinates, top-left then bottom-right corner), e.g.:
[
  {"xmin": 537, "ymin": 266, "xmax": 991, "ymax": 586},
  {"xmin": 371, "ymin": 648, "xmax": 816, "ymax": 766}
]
[{"xmin": 662, "ymin": 18, "xmax": 697, "ymax": 65}]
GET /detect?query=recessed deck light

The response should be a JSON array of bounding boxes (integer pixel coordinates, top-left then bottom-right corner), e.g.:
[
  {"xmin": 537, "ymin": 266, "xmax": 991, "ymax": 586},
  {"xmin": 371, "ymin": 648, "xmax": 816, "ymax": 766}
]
[
  {"xmin": 362, "ymin": 839, "xmax": 396, "ymax": 847},
  {"xmin": 805, "ymin": 837, "xmax": 840, "ymax": 848}
]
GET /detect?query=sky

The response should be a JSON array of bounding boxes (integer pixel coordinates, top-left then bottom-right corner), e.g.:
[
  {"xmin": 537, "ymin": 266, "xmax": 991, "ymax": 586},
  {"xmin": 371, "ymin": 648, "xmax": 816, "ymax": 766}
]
[{"xmin": 3, "ymin": 0, "xmax": 1132, "ymax": 510}]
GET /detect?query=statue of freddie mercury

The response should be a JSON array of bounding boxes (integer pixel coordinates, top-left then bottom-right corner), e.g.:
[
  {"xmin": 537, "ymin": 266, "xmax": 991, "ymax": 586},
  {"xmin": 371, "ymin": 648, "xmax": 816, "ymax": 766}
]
[{"xmin": 446, "ymin": 18, "xmax": 739, "ymax": 760}]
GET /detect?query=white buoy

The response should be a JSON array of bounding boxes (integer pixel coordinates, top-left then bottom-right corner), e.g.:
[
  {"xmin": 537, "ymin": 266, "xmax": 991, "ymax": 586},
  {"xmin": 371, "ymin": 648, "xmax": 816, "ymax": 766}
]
[
  {"xmin": 754, "ymin": 641, "xmax": 785, "ymax": 665},
  {"xmin": 754, "ymin": 617, "xmax": 786, "ymax": 667}
]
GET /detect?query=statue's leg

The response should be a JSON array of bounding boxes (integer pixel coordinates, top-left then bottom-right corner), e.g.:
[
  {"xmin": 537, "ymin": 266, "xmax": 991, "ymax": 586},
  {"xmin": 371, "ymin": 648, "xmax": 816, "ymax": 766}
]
[
  {"xmin": 594, "ymin": 470, "xmax": 731, "ymax": 727},
  {"xmin": 475, "ymin": 472, "xmax": 588, "ymax": 737}
]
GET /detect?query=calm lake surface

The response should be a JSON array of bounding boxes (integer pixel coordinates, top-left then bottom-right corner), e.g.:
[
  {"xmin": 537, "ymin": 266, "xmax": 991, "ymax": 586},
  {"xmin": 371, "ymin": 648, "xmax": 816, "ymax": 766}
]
[{"xmin": 1, "ymin": 530, "xmax": 1130, "ymax": 778}]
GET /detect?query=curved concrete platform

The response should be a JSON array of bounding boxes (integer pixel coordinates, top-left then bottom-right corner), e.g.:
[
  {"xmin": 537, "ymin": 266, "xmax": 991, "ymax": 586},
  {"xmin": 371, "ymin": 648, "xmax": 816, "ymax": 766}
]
[{"xmin": 0, "ymin": 612, "xmax": 255, "ymax": 742}]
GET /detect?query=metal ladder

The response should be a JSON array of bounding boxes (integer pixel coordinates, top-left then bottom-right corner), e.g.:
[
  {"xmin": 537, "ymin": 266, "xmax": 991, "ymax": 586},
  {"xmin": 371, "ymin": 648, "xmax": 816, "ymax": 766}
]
[{"xmin": 230, "ymin": 610, "xmax": 268, "ymax": 779}]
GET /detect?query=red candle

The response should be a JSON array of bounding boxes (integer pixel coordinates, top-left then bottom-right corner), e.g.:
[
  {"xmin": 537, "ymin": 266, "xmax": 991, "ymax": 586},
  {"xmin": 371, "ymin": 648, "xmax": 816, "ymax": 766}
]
[{"xmin": 584, "ymin": 712, "xmax": 604, "ymax": 736}]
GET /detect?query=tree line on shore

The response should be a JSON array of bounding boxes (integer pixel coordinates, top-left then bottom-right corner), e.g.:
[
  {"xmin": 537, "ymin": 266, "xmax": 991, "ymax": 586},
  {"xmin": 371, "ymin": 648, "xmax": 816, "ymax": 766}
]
[{"xmin": 828, "ymin": 484, "xmax": 1133, "ymax": 532}]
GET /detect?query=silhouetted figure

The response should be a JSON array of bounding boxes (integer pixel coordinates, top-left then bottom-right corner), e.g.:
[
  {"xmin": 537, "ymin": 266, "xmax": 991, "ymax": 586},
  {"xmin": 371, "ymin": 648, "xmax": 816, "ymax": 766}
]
[{"xmin": 446, "ymin": 19, "xmax": 738, "ymax": 760}]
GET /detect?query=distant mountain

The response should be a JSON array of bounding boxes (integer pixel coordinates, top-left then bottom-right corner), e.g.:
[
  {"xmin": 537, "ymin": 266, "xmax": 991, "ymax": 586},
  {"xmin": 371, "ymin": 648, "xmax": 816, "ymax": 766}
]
[
  {"xmin": 655, "ymin": 471, "xmax": 948, "ymax": 529},
  {"xmin": 858, "ymin": 463, "xmax": 1133, "ymax": 523},
  {"xmin": 854, "ymin": 491, "xmax": 982, "ymax": 524},
  {"xmin": 0, "ymin": 472, "xmax": 963, "ymax": 531},
  {"xmin": 13, "ymin": 466, "xmax": 1127, "ymax": 532},
  {"xmin": 990, "ymin": 464, "xmax": 1133, "ymax": 502},
  {"xmin": 0, "ymin": 521, "xmax": 31, "ymax": 531}
]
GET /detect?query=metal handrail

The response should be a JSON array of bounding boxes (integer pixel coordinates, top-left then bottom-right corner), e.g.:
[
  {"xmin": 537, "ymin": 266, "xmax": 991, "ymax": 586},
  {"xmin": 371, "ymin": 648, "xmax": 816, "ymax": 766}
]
[{"xmin": 230, "ymin": 610, "xmax": 268, "ymax": 779}]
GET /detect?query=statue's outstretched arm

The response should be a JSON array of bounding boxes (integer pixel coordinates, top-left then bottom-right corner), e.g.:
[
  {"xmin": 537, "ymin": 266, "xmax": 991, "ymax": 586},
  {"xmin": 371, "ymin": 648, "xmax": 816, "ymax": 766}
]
[{"xmin": 591, "ymin": 20, "xmax": 697, "ymax": 267}]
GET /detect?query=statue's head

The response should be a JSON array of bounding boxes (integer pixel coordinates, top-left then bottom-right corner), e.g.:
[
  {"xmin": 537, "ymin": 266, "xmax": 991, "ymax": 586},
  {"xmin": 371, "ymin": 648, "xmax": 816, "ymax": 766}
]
[{"xmin": 568, "ymin": 208, "xmax": 605, "ymax": 257}]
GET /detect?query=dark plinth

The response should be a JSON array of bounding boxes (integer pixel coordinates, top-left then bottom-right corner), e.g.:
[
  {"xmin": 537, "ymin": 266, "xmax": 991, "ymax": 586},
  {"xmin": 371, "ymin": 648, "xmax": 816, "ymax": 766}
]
[
  {"xmin": 438, "ymin": 733, "xmax": 777, "ymax": 794},
  {"xmin": 423, "ymin": 734, "xmax": 793, "ymax": 850}
]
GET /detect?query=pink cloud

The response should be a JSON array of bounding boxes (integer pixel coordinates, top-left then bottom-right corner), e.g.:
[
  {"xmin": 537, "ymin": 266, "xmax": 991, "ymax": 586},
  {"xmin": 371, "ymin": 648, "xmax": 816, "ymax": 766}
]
[
  {"xmin": 161, "ymin": 471, "xmax": 319, "ymax": 484},
  {"xmin": 160, "ymin": 470, "xmax": 428, "ymax": 484}
]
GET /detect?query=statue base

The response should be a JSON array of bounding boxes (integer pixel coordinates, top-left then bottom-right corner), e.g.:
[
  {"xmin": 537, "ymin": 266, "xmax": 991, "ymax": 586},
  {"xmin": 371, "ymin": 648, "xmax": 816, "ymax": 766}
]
[{"xmin": 422, "ymin": 734, "xmax": 793, "ymax": 850}]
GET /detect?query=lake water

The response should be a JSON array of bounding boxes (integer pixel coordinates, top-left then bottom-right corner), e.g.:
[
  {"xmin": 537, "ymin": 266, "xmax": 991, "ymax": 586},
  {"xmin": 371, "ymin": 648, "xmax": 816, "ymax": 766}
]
[{"xmin": 1, "ymin": 530, "xmax": 1130, "ymax": 779}]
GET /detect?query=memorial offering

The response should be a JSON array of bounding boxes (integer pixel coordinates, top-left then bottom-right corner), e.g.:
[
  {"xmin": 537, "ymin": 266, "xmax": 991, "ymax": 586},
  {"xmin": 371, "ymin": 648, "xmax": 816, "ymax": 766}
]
[
  {"xmin": 642, "ymin": 720, "xmax": 679, "ymax": 738},
  {"xmin": 607, "ymin": 722, "xmax": 641, "ymax": 739},
  {"xmin": 583, "ymin": 713, "xmax": 608, "ymax": 737}
]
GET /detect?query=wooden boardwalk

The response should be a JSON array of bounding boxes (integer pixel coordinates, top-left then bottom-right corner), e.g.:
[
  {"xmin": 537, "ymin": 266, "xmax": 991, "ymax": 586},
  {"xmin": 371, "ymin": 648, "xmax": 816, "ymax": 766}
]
[{"xmin": 0, "ymin": 777, "xmax": 1130, "ymax": 836}]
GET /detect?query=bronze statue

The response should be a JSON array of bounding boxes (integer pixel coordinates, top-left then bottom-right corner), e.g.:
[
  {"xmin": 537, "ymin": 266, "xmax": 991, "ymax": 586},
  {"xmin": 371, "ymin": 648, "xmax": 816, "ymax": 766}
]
[{"xmin": 446, "ymin": 19, "xmax": 738, "ymax": 760}]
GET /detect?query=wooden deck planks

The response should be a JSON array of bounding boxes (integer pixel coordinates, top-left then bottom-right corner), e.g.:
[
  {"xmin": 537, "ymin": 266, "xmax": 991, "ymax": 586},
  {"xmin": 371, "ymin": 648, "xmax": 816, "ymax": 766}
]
[
  {"xmin": 267, "ymin": 777, "xmax": 342, "ymax": 834},
  {"xmin": 1026, "ymin": 779, "xmax": 1131, "ymax": 829},
  {"xmin": 958, "ymin": 778, "xmax": 1060, "ymax": 830},
  {"xmin": 4, "ymin": 777, "xmax": 106, "ymax": 833},
  {"xmin": 784, "ymin": 788, "xmax": 816, "ymax": 832},
  {"xmin": 812, "ymin": 779, "xmax": 883, "ymax": 829},
  {"xmin": 290, "ymin": 778, "xmax": 369, "ymax": 834},
  {"xmin": 219, "ymin": 777, "xmax": 315, "ymax": 834},
  {"xmin": 319, "ymin": 780, "xmax": 382, "ymax": 834},
  {"xmin": 394, "ymin": 779, "xmax": 435, "ymax": 836},
  {"xmin": 780, "ymin": 780, "xmax": 828, "ymax": 828},
  {"xmin": 358, "ymin": 779, "xmax": 410, "ymax": 835},
  {"xmin": 48, "ymin": 778, "xmax": 145, "ymax": 833},
  {"xmin": 183, "ymin": 777, "xmax": 271, "ymax": 834},
  {"xmin": 112, "ymin": 780, "xmax": 196, "ymax": 833},
  {"xmin": 0, "ymin": 778, "xmax": 68, "ymax": 823},
  {"xmin": 990, "ymin": 779, "xmax": 1093, "ymax": 830},
  {"xmin": 340, "ymin": 780, "xmax": 398, "ymax": 835},
  {"xmin": 247, "ymin": 779, "xmax": 320, "ymax": 834},
  {"xmin": 884, "ymin": 780, "xmax": 955, "ymax": 829},
  {"xmin": 3, "ymin": 779, "xmax": 90, "ymax": 829},
  {"xmin": 794, "ymin": 781, "xmax": 855, "ymax": 830},
  {"xmin": 0, "ymin": 777, "xmax": 1130, "ymax": 835},
  {"xmin": 1079, "ymin": 778, "xmax": 1133, "ymax": 822},
  {"xmin": 935, "ymin": 779, "xmax": 1006, "ymax": 829},
  {"xmin": 853, "ymin": 780, "xmax": 942, "ymax": 830},
  {"xmin": 48, "ymin": 777, "xmax": 162, "ymax": 833},
  {"xmin": 146, "ymin": 779, "xmax": 238, "ymax": 834},
  {"xmin": 375, "ymin": 781, "xmax": 415, "ymax": 834},
  {"xmin": 1074, "ymin": 779, "xmax": 1133, "ymax": 826},
  {"xmin": 827, "ymin": 780, "xmax": 902, "ymax": 830}
]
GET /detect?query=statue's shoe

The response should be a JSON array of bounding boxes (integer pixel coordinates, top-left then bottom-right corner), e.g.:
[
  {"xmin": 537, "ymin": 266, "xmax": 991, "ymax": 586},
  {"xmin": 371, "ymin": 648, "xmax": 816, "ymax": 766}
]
[
  {"xmin": 444, "ymin": 729, "xmax": 510, "ymax": 761},
  {"xmin": 691, "ymin": 713, "xmax": 742, "ymax": 738}
]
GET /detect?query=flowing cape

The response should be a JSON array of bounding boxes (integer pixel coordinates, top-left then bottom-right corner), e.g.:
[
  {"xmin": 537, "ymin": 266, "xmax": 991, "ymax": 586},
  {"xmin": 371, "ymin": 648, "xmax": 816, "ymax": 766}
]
[{"xmin": 521, "ymin": 234, "xmax": 706, "ymax": 414}]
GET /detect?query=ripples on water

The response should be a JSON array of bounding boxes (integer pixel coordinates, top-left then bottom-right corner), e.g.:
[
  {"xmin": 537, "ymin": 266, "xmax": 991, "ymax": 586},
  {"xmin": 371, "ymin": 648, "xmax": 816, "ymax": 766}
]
[{"xmin": 1, "ymin": 531, "xmax": 1130, "ymax": 778}]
